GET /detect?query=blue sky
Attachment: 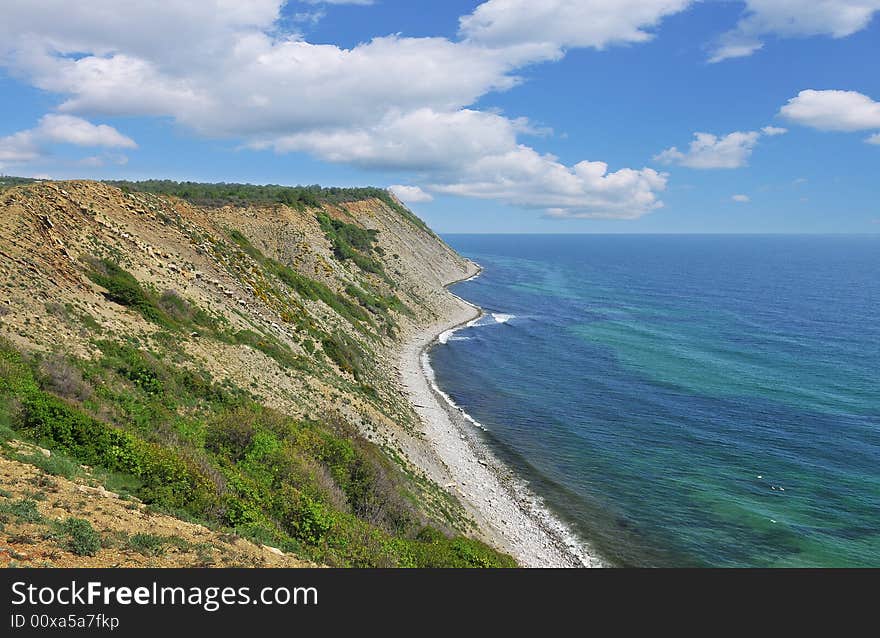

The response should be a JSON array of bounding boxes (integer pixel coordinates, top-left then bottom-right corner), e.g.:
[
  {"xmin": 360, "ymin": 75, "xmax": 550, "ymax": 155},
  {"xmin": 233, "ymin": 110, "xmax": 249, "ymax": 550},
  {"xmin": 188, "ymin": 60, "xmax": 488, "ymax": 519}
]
[{"xmin": 1, "ymin": 1, "xmax": 879, "ymax": 233}]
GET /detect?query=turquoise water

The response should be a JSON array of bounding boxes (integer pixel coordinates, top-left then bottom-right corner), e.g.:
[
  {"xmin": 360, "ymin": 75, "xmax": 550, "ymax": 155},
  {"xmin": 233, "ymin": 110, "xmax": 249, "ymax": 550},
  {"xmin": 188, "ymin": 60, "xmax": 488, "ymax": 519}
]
[{"xmin": 431, "ymin": 235, "xmax": 880, "ymax": 567}]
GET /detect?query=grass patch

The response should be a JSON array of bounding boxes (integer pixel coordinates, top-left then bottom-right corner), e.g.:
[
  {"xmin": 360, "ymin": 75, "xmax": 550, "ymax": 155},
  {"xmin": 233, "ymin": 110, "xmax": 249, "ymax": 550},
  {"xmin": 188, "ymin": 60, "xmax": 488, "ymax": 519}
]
[
  {"xmin": 0, "ymin": 498, "xmax": 43, "ymax": 524},
  {"xmin": 17, "ymin": 450, "xmax": 81, "ymax": 479},
  {"xmin": 83, "ymin": 258, "xmax": 220, "ymax": 335},
  {"xmin": 227, "ymin": 229, "xmax": 371, "ymax": 327},
  {"xmin": 56, "ymin": 518, "xmax": 101, "ymax": 556},
  {"xmin": 230, "ymin": 330, "xmax": 307, "ymax": 371},
  {"xmin": 317, "ymin": 212, "xmax": 384, "ymax": 275},
  {"xmin": 0, "ymin": 337, "xmax": 513, "ymax": 568}
]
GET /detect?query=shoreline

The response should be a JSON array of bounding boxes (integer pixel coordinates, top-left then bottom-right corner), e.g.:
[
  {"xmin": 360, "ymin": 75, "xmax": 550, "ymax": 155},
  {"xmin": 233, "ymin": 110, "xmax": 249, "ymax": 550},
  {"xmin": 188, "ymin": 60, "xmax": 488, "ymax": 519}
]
[{"xmin": 397, "ymin": 259, "xmax": 605, "ymax": 568}]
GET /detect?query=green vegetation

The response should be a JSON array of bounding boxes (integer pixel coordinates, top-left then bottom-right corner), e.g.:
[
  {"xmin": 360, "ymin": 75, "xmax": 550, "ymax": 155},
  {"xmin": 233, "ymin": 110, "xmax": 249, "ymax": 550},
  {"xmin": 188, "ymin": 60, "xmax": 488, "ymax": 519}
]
[
  {"xmin": 84, "ymin": 257, "xmax": 219, "ymax": 334},
  {"xmin": 104, "ymin": 180, "xmax": 411, "ymax": 213},
  {"xmin": 0, "ymin": 498, "xmax": 43, "ymax": 524},
  {"xmin": 83, "ymin": 255, "xmax": 311, "ymax": 372},
  {"xmin": 0, "ymin": 339, "xmax": 514, "ymax": 567},
  {"xmin": 345, "ymin": 284, "xmax": 410, "ymax": 322},
  {"xmin": 4, "ymin": 177, "xmax": 434, "ymax": 234},
  {"xmin": 126, "ymin": 533, "xmax": 196, "ymax": 557},
  {"xmin": 227, "ymin": 230, "xmax": 370, "ymax": 327},
  {"xmin": 321, "ymin": 332, "xmax": 367, "ymax": 381},
  {"xmin": 0, "ymin": 177, "xmax": 39, "ymax": 192},
  {"xmin": 230, "ymin": 329, "xmax": 306, "ymax": 371},
  {"xmin": 317, "ymin": 212, "xmax": 384, "ymax": 275},
  {"xmin": 56, "ymin": 518, "xmax": 101, "ymax": 556}
]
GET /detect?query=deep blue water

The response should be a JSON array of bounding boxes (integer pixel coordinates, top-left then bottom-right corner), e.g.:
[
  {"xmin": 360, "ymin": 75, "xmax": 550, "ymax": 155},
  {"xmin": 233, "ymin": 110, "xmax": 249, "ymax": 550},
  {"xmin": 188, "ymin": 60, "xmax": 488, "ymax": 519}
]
[{"xmin": 431, "ymin": 235, "xmax": 880, "ymax": 567}]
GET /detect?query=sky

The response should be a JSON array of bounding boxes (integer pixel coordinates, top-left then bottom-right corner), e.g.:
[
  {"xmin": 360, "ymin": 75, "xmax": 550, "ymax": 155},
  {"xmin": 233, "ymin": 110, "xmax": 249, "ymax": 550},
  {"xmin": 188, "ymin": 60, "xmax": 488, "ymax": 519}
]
[{"xmin": 1, "ymin": 1, "xmax": 879, "ymax": 233}]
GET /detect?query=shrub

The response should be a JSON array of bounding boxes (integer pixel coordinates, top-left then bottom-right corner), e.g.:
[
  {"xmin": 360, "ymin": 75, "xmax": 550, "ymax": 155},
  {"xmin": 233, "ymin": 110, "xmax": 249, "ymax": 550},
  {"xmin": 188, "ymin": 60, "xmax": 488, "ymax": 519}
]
[
  {"xmin": 321, "ymin": 332, "xmax": 367, "ymax": 380},
  {"xmin": 317, "ymin": 212, "xmax": 384, "ymax": 275},
  {"xmin": 58, "ymin": 518, "xmax": 101, "ymax": 556},
  {"xmin": 39, "ymin": 355, "xmax": 92, "ymax": 401},
  {"xmin": 84, "ymin": 257, "xmax": 171, "ymax": 328},
  {"xmin": 232, "ymin": 330, "xmax": 304, "ymax": 370},
  {"xmin": 279, "ymin": 489, "xmax": 337, "ymax": 544},
  {"xmin": 226, "ymin": 229, "xmax": 370, "ymax": 327},
  {"xmin": 157, "ymin": 290, "xmax": 203, "ymax": 326},
  {"xmin": 20, "ymin": 450, "xmax": 80, "ymax": 479},
  {"xmin": 0, "ymin": 498, "xmax": 43, "ymax": 523},
  {"xmin": 205, "ymin": 407, "xmax": 257, "ymax": 462}
]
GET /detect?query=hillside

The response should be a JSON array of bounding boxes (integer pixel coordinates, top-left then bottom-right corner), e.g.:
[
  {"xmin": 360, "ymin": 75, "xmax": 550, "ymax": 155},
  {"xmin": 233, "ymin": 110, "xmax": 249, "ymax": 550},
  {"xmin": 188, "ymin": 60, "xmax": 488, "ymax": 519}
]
[{"xmin": 0, "ymin": 179, "xmax": 514, "ymax": 568}]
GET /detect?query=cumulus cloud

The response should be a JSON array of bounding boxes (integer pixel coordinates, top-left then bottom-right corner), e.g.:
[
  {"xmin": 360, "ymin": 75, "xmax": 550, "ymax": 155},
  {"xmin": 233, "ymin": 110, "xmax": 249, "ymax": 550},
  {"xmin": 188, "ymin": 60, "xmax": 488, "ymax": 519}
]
[
  {"xmin": 866, "ymin": 133, "xmax": 880, "ymax": 145},
  {"xmin": 460, "ymin": 0, "xmax": 692, "ymax": 51},
  {"xmin": 780, "ymin": 89, "xmax": 880, "ymax": 131},
  {"xmin": 252, "ymin": 109, "xmax": 519, "ymax": 170},
  {"xmin": 709, "ymin": 0, "xmax": 880, "ymax": 62},
  {"xmin": 0, "ymin": 1, "xmax": 684, "ymax": 218},
  {"xmin": 431, "ymin": 148, "xmax": 668, "ymax": 219},
  {"xmin": 37, "ymin": 114, "xmax": 137, "ymax": 148},
  {"xmin": 654, "ymin": 125, "xmax": 786, "ymax": 169},
  {"xmin": 732, "ymin": 194, "xmax": 750, "ymax": 203},
  {"xmin": 0, "ymin": 131, "xmax": 42, "ymax": 167},
  {"xmin": 0, "ymin": 114, "xmax": 134, "ymax": 170},
  {"xmin": 654, "ymin": 131, "xmax": 762, "ymax": 169},
  {"xmin": 389, "ymin": 185, "xmax": 433, "ymax": 203}
]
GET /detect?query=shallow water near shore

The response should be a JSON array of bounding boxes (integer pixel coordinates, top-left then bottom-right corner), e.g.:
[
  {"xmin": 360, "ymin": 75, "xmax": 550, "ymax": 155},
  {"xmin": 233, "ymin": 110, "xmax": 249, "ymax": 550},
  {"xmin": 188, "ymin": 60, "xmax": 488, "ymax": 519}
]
[{"xmin": 430, "ymin": 234, "xmax": 880, "ymax": 567}]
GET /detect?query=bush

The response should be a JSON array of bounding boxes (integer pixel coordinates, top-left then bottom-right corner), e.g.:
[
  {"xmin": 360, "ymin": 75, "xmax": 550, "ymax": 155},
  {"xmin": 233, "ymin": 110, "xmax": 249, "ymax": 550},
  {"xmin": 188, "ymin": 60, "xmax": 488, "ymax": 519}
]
[
  {"xmin": 0, "ymin": 498, "xmax": 43, "ymax": 523},
  {"xmin": 0, "ymin": 338, "xmax": 517, "ymax": 568},
  {"xmin": 279, "ymin": 489, "xmax": 337, "ymax": 544},
  {"xmin": 321, "ymin": 332, "xmax": 367, "ymax": 380},
  {"xmin": 59, "ymin": 518, "xmax": 101, "ymax": 556},
  {"xmin": 84, "ymin": 257, "xmax": 171, "ymax": 328},
  {"xmin": 39, "ymin": 355, "xmax": 92, "ymax": 401},
  {"xmin": 205, "ymin": 407, "xmax": 257, "ymax": 462},
  {"xmin": 157, "ymin": 290, "xmax": 216, "ymax": 329},
  {"xmin": 317, "ymin": 212, "xmax": 384, "ymax": 275},
  {"xmin": 232, "ymin": 330, "xmax": 304, "ymax": 370}
]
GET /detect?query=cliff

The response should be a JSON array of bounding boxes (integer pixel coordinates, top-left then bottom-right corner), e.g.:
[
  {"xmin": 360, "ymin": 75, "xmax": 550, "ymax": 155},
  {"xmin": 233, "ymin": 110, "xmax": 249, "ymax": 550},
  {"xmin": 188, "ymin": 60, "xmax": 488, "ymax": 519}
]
[{"xmin": 0, "ymin": 179, "xmax": 513, "ymax": 567}]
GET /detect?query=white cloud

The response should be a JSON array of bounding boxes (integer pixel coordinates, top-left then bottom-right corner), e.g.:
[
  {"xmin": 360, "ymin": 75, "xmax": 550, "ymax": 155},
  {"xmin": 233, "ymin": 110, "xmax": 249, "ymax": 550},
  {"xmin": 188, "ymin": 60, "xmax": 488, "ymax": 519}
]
[
  {"xmin": 654, "ymin": 131, "xmax": 762, "ymax": 169},
  {"xmin": 709, "ymin": 0, "xmax": 880, "ymax": 62},
  {"xmin": 655, "ymin": 125, "xmax": 787, "ymax": 169},
  {"xmin": 0, "ymin": 114, "xmax": 135, "ymax": 169},
  {"xmin": 0, "ymin": 1, "xmax": 678, "ymax": 218},
  {"xmin": 732, "ymin": 194, "xmax": 750, "ymax": 203},
  {"xmin": 460, "ymin": 0, "xmax": 692, "ymax": 51},
  {"xmin": 867, "ymin": 133, "xmax": 880, "ymax": 145},
  {"xmin": 0, "ymin": 131, "xmax": 42, "ymax": 166},
  {"xmin": 761, "ymin": 125, "xmax": 788, "ymax": 136},
  {"xmin": 431, "ymin": 148, "xmax": 668, "ymax": 219},
  {"xmin": 253, "ymin": 109, "xmax": 519, "ymax": 170},
  {"xmin": 389, "ymin": 185, "xmax": 433, "ymax": 203},
  {"xmin": 37, "ymin": 114, "xmax": 137, "ymax": 148},
  {"xmin": 780, "ymin": 89, "xmax": 880, "ymax": 131}
]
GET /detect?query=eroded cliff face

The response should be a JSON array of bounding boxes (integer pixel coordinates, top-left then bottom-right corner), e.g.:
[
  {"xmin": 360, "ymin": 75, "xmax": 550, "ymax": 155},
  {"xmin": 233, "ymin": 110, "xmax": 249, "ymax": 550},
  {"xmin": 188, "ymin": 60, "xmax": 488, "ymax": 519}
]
[{"xmin": 0, "ymin": 180, "xmax": 501, "ymax": 568}]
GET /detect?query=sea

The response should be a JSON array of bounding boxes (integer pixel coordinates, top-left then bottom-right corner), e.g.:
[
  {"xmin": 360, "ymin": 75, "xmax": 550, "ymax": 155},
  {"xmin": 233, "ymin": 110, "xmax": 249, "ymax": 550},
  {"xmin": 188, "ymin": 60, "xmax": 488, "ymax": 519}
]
[{"xmin": 429, "ymin": 234, "xmax": 880, "ymax": 567}]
